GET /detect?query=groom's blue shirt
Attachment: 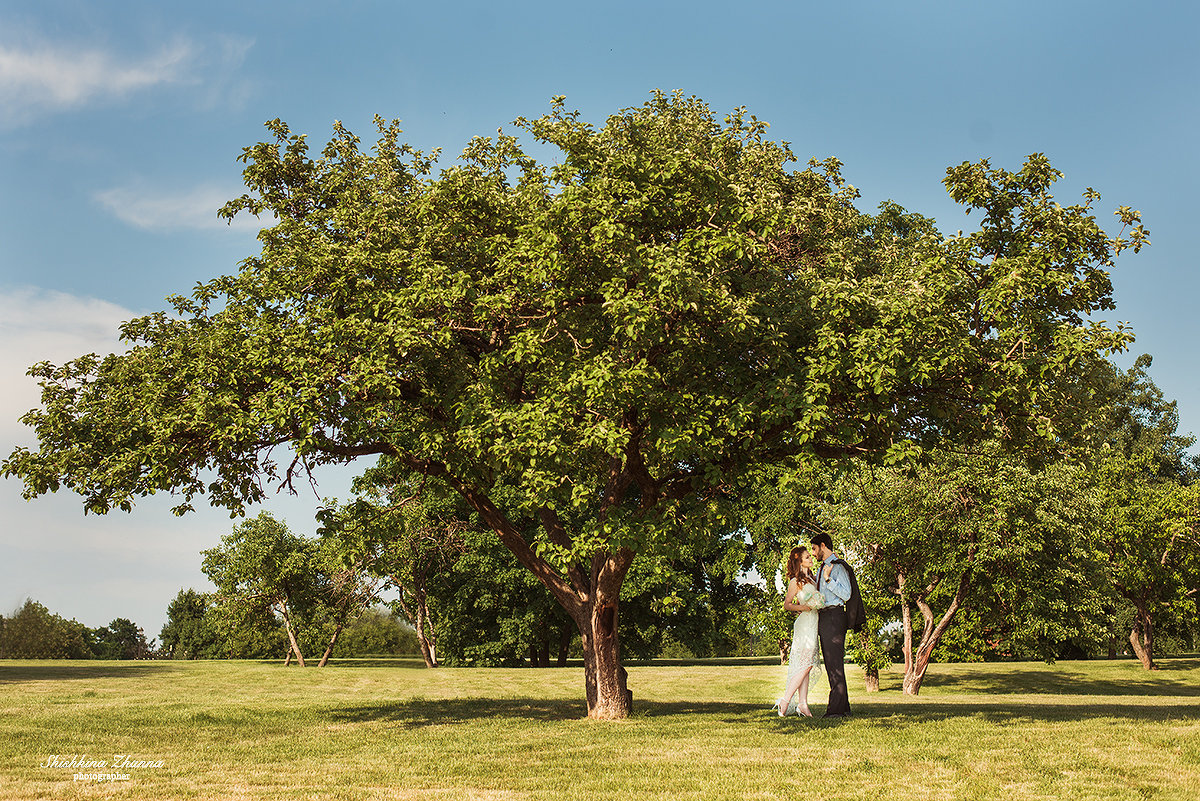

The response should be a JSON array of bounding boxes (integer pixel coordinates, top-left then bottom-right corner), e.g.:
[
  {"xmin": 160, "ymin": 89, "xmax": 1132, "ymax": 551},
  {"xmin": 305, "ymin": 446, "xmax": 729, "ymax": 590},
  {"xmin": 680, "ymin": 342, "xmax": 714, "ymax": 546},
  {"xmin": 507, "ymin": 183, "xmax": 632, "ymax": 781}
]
[{"xmin": 818, "ymin": 555, "xmax": 851, "ymax": 607}]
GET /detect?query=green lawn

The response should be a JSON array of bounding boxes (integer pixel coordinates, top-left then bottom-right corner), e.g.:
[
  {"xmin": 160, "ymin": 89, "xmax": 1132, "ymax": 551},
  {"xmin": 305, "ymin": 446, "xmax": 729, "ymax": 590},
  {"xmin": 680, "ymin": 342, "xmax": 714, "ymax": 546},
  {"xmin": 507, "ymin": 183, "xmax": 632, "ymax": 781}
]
[{"xmin": 1, "ymin": 656, "xmax": 1196, "ymax": 800}]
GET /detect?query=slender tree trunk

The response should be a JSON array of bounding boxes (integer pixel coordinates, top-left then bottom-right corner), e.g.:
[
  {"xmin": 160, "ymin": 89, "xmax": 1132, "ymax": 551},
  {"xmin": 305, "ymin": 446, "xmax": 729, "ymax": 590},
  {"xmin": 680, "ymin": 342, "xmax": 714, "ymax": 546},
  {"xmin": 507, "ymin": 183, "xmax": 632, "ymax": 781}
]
[
  {"xmin": 278, "ymin": 602, "xmax": 305, "ymax": 668},
  {"xmin": 284, "ymin": 647, "xmax": 292, "ymax": 667},
  {"xmin": 864, "ymin": 668, "xmax": 880, "ymax": 692},
  {"xmin": 898, "ymin": 573, "xmax": 913, "ymax": 679},
  {"xmin": 1129, "ymin": 604, "xmax": 1158, "ymax": 670},
  {"xmin": 317, "ymin": 622, "xmax": 344, "ymax": 668},
  {"xmin": 414, "ymin": 591, "xmax": 437, "ymax": 668},
  {"xmin": 900, "ymin": 565, "xmax": 973, "ymax": 695}
]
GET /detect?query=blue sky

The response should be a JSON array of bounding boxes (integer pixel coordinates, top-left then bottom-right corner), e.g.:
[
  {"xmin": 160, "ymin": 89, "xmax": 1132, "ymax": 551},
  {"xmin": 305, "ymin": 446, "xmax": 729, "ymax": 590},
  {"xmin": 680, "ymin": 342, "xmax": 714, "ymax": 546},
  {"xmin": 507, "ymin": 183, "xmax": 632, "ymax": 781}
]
[{"xmin": 2, "ymin": 0, "xmax": 1197, "ymax": 639}]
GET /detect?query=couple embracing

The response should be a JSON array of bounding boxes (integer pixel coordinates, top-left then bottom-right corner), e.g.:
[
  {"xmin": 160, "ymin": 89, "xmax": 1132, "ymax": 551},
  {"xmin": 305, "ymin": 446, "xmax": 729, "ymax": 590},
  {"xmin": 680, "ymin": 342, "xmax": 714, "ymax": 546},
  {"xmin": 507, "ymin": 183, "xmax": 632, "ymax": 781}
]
[{"xmin": 774, "ymin": 532, "xmax": 852, "ymax": 719}]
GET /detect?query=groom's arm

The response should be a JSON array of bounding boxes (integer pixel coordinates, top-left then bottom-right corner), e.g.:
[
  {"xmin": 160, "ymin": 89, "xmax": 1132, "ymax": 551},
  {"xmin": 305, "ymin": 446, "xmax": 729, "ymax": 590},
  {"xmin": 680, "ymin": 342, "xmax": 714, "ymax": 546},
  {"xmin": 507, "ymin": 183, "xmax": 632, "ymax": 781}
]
[{"xmin": 823, "ymin": 562, "xmax": 851, "ymax": 606}]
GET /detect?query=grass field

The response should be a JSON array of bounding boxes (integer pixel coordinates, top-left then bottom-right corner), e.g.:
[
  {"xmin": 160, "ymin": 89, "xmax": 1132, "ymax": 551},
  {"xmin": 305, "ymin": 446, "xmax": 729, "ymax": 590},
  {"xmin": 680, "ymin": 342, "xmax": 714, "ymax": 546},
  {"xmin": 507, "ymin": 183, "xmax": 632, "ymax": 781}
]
[{"xmin": 1, "ymin": 656, "xmax": 1197, "ymax": 800}]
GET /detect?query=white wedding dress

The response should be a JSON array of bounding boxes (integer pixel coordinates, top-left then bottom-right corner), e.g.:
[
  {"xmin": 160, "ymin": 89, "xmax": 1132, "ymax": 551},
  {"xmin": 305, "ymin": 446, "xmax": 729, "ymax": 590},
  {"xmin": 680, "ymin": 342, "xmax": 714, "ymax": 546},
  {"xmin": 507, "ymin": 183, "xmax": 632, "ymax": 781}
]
[{"xmin": 784, "ymin": 583, "xmax": 822, "ymax": 714}]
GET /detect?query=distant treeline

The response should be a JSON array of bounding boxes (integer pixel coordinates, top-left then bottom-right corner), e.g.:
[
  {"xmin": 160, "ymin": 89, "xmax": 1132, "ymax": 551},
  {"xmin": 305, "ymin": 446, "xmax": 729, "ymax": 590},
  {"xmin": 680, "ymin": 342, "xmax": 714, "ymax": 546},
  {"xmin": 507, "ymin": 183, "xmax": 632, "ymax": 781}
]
[
  {"xmin": 0, "ymin": 600, "xmax": 154, "ymax": 659},
  {"xmin": 0, "ymin": 597, "xmax": 420, "ymax": 661}
]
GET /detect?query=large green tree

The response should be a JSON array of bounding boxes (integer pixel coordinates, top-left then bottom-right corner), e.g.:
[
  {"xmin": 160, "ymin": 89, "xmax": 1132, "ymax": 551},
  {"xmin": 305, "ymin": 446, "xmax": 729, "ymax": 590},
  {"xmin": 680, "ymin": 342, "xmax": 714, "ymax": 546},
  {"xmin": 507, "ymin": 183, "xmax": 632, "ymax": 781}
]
[{"xmin": 4, "ymin": 93, "xmax": 1143, "ymax": 717}]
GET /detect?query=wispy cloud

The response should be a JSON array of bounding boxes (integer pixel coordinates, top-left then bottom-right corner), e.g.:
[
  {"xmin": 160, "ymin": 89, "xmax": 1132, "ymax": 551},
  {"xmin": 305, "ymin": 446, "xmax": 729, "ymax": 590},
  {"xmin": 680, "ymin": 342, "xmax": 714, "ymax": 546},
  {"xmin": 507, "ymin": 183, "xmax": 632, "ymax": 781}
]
[
  {"xmin": 93, "ymin": 181, "xmax": 269, "ymax": 232},
  {"xmin": 0, "ymin": 33, "xmax": 255, "ymax": 126}
]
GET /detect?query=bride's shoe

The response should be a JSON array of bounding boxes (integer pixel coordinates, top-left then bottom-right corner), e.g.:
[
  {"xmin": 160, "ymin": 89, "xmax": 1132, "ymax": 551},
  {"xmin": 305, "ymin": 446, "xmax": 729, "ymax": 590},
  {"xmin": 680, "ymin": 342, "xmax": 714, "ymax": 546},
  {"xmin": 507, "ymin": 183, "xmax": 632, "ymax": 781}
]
[
  {"xmin": 798, "ymin": 704, "xmax": 813, "ymax": 718},
  {"xmin": 772, "ymin": 698, "xmax": 786, "ymax": 717}
]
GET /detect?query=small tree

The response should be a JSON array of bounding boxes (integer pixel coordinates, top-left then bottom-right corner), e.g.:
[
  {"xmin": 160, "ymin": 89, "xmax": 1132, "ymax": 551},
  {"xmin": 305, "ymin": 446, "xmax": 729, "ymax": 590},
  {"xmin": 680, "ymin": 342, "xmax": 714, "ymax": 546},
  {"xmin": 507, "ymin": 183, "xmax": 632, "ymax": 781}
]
[
  {"xmin": 93, "ymin": 618, "xmax": 154, "ymax": 660},
  {"xmin": 849, "ymin": 616, "xmax": 893, "ymax": 692},
  {"xmin": 336, "ymin": 608, "xmax": 420, "ymax": 657},
  {"xmin": 1095, "ymin": 453, "xmax": 1200, "ymax": 669},
  {"xmin": 832, "ymin": 446, "xmax": 1106, "ymax": 695},
  {"xmin": 202, "ymin": 513, "xmax": 317, "ymax": 666}
]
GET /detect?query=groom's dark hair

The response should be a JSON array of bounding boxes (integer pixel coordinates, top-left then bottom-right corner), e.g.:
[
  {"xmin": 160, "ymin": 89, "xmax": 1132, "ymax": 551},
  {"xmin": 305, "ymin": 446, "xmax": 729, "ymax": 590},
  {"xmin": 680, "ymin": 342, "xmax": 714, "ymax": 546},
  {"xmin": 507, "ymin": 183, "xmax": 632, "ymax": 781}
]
[{"xmin": 810, "ymin": 531, "xmax": 833, "ymax": 550}]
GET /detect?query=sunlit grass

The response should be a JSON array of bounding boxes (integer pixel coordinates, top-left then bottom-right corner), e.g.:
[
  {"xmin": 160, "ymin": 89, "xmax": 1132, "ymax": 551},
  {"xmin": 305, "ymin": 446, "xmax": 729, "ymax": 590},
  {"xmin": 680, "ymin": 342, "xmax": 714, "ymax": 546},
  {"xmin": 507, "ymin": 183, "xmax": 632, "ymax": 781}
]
[{"xmin": 1, "ymin": 656, "xmax": 1196, "ymax": 799}]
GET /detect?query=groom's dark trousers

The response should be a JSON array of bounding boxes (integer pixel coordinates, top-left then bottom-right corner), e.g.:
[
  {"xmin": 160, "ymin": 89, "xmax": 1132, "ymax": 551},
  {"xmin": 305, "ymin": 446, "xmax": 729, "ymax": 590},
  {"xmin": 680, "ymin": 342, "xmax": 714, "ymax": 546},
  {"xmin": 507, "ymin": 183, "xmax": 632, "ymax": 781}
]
[{"xmin": 818, "ymin": 606, "xmax": 851, "ymax": 716}]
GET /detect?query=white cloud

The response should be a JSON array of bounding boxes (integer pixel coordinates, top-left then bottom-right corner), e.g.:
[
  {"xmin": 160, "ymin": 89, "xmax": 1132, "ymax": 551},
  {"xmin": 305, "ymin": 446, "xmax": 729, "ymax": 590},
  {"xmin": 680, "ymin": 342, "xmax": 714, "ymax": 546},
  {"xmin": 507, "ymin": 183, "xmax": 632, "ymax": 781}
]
[
  {"xmin": 93, "ymin": 181, "xmax": 269, "ymax": 232},
  {"xmin": 0, "ymin": 38, "xmax": 192, "ymax": 124},
  {"xmin": 0, "ymin": 33, "xmax": 255, "ymax": 126},
  {"xmin": 0, "ymin": 286, "xmax": 134, "ymax": 448}
]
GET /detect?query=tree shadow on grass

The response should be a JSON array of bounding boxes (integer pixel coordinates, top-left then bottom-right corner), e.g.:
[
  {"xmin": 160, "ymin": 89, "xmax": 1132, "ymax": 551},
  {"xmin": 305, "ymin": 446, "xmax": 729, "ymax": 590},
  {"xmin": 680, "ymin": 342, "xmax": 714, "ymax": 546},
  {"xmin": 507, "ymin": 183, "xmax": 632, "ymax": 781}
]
[
  {"xmin": 322, "ymin": 695, "xmax": 1200, "ymax": 729},
  {"xmin": 0, "ymin": 661, "xmax": 184, "ymax": 683},
  {"xmin": 851, "ymin": 697, "xmax": 1200, "ymax": 725},
  {"xmin": 912, "ymin": 660, "xmax": 1200, "ymax": 697}
]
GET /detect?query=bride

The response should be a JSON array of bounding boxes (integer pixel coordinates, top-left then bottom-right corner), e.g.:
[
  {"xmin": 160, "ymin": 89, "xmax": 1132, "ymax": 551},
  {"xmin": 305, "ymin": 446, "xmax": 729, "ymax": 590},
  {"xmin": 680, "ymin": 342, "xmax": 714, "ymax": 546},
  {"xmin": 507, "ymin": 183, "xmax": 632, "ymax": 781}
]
[{"xmin": 775, "ymin": 546, "xmax": 823, "ymax": 718}]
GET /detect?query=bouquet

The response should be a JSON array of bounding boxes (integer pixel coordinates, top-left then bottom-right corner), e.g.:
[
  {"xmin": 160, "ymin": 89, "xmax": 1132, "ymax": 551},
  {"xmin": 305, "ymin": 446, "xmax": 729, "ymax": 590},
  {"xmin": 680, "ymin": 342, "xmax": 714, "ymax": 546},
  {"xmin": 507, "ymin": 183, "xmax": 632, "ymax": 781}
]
[{"xmin": 801, "ymin": 588, "xmax": 827, "ymax": 611}]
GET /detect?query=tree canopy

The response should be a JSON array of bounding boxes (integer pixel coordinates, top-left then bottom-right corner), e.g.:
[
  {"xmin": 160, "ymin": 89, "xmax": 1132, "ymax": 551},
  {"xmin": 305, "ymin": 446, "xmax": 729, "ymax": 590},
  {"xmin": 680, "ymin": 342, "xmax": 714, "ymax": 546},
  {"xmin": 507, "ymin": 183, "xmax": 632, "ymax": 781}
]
[{"xmin": 3, "ymin": 92, "xmax": 1146, "ymax": 716}]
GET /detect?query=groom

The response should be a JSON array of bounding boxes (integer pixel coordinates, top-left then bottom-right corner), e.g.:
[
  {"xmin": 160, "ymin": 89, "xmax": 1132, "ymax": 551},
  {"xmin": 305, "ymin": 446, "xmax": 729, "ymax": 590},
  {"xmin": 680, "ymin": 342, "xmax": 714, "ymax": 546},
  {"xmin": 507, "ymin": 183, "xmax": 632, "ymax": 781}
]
[{"xmin": 810, "ymin": 531, "xmax": 851, "ymax": 718}]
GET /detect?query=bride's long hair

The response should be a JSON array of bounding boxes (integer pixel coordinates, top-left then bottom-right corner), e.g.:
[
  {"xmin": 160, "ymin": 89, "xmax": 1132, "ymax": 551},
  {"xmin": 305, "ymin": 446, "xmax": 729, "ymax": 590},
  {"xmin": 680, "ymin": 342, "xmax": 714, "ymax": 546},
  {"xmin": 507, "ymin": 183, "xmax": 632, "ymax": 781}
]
[{"xmin": 786, "ymin": 546, "xmax": 817, "ymax": 586}]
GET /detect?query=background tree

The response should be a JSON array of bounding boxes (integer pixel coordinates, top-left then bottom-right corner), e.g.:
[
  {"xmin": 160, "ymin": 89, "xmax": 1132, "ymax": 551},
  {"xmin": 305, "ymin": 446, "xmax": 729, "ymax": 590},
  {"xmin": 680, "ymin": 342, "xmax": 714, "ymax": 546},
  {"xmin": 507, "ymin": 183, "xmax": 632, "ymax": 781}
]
[
  {"xmin": 206, "ymin": 595, "xmax": 288, "ymax": 659},
  {"xmin": 92, "ymin": 618, "xmax": 155, "ymax": 660},
  {"xmin": 320, "ymin": 466, "xmax": 473, "ymax": 667},
  {"xmin": 202, "ymin": 513, "xmax": 318, "ymax": 666},
  {"xmin": 0, "ymin": 600, "xmax": 95, "ymax": 659},
  {"xmin": 4, "ymin": 93, "xmax": 1144, "ymax": 717},
  {"xmin": 309, "ymin": 528, "xmax": 389, "ymax": 667},
  {"xmin": 1095, "ymin": 453, "xmax": 1200, "ymax": 669},
  {"xmin": 830, "ymin": 446, "xmax": 1107, "ymax": 695},
  {"xmin": 1089, "ymin": 356, "xmax": 1200, "ymax": 668},
  {"xmin": 335, "ymin": 608, "xmax": 420, "ymax": 657},
  {"xmin": 160, "ymin": 589, "xmax": 223, "ymax": 659}
]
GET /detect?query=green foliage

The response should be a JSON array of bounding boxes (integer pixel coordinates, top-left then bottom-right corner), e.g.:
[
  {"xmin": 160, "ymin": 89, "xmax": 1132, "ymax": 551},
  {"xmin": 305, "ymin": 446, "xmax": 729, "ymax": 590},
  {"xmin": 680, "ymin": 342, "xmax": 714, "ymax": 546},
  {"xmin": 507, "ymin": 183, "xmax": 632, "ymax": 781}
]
[
  {"xmin": 4, "ymin": 92, "xmax": 1137, "ymax": 536},
  {"xmin": 430, "ymin": 523, "xmax": 571, "ymax": 667},
  {"xmin": 849, "ymin": 616, "xmax": 894, "ymax": 674},
  {"xmin": 1, "ymin": 93, "xmax": 1149, "ymax": 711},
  {"xmin": 831, "ymin": 444, "xmax": 1108, "ymax": 675},
  {"xmin": 201, "ymin": 512, "xmax": 322, "ymax": 660},
  {"xmin": 159, "ymin": 589, "xmax": 226, "ymax": 659},
  {"xmin": 328, "ymin": 608, "xmax": 419, "ymax": 657},
  {"xmin": 0, "ymin": 599, "xmax": 94, "ymax": 659},
  {"xmin": 1089, "ymin": 358, "xmax": 1200, "ymax": 667},
  {"xmin": 91, "ymin": 618, "xmax": 154, "ymax": 660}
]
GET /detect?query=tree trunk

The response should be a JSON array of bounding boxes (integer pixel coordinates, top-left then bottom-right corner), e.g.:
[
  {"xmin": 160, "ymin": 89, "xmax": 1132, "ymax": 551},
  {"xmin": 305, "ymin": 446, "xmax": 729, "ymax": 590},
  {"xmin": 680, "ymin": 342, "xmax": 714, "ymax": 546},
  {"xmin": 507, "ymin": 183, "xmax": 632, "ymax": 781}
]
[
  {"xmin": 573, "ymin": 550, "xmax": 635, "ymax": 719},
  {"xmin": 317, "ymin": 622, "xmax": 344, "ymax": 668},
  {"xmin": 1129, "ymin": 605, "xmax": 1158, "ymax": 670},
  {"xmin": 864, "ymin": 667, "xmax": 880, "ymax": 692},
  {"xmin": 284, "ymin": 647, "xmax": 292, "ymax": 667},
  {"xmin": 278, "ymin": 602, "xmax": 306, "ymax": 668},
  {"xmin": 414, "ymin": 589, "xmax": 437, "ymax": 668},
  {"xmin": 900, "ymin": 564, "xmax": 973, "ymax": 695},
  {"xmin": 557, "ymin": 623, "xmax": 572, "ymax": 667},
  {"xmin": 438, "ymin": 473, "xmax": 637, "ymax": 716},
  {"xmin": 898, "ymin": 573, "xmax": 913, "ymax": 679},
  {"xmin": 778, "ymin": 638, "xmax": 791, "ymax": 665}
]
